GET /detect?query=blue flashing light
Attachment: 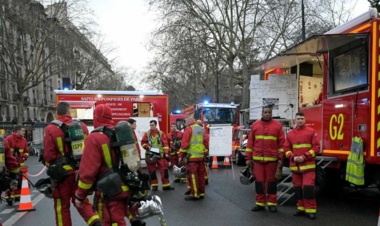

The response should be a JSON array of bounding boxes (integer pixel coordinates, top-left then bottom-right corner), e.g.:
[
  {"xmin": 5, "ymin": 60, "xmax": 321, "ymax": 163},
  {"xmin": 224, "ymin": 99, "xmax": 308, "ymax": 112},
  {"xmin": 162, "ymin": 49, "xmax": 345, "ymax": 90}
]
[
  {"xmin": 203, "ymin": 100, "xmax": 209, "ymax": 104},
  {"xmin": 63, "ymin": 87, "xmax": 69, "ymax": 91},
  {"xmin": 171, "ymin": 109, "xmax": 182, "ymax": 114}
]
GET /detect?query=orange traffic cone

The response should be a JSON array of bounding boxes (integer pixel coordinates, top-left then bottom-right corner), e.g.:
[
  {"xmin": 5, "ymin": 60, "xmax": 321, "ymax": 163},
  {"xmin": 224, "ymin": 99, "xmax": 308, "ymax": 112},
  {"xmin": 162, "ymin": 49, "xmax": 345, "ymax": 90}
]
[
  {"xmin": 211, "ymin": 156, "xmax": 218, "ymax": 169},
  {"xmin": 223, "ymin": 156, "xmax": 231, "ymax": 166},
  {"xmin": 17, "ymin": 167, "xmax": 36, "ymax": 212}
]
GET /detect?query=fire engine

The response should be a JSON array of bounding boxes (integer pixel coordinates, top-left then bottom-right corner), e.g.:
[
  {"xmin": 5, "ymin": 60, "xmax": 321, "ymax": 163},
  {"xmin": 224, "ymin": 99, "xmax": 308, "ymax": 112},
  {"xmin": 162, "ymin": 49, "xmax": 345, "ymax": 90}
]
[
  {"xmin": 55, "ymin": 90, "xmax": 169, "ymax": 132},
  {"xmin": 256, "ymin": 8, "xmax": 380, "ymax": 192},
  {"xmin": 182, "ymin": 102, "xmax": 241, "ymax": 162},
  {"xmin": 54, "ymin": 90, "xmax": 170, "ymax": 159}
]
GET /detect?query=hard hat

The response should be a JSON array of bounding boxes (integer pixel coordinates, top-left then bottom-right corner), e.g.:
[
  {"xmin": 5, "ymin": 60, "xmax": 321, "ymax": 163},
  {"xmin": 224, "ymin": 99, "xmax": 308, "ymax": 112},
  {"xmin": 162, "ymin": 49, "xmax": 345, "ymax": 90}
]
[
  {"xmin": 35, "ymin": 178, "xmax": 53, "ymax": 198},
  {"xmin": 242, "ymin": 139, "xmax": 248, "ymax": 149},
  {"xmin": 240, "ymin": 166, "xmax": 255, "ymax": 185},
  {"xmin": 135, "ymin": 195, "xmax": 164, "ymax": 219},
  {"xmin": 173, "ymin": 165, "xmax": 187, "ymax": 178}
]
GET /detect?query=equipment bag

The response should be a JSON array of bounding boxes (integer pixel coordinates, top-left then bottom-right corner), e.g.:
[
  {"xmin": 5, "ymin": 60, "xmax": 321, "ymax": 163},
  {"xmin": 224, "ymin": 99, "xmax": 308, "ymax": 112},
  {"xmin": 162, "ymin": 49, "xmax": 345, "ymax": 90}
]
[
  {"xmin": 96, "ymin": 170, "xmax": 123, "ymax": 198},
  {"xmin": 47, "ymin": 158, "xmax": 68, "ymax": 182}
]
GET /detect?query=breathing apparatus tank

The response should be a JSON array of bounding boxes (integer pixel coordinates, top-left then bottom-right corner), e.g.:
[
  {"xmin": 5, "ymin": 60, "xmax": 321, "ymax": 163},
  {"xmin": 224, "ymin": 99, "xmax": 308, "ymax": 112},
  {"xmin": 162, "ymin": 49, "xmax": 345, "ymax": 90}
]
[
  {"xmin": 114, "ymin": 121, "xmax": 141, "ymax": 172},
  {"xmin": 67, "ymin": 120, "xmax": 85, "ymax": 161}
]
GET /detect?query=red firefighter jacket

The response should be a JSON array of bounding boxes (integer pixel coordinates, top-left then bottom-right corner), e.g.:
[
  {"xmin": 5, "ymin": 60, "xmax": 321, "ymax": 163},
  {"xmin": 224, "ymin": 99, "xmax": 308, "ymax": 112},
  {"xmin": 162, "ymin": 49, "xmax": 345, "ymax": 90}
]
[
  {"xmin": 43, "ymin": 115, "xmax": 89, "ymax": 174},
  {"xmin": 245, "ymin": 119, "xmax": 285, "ymax": 163},
  {"xmin": 167, "ymin": 130, "xmax": 183, "ymax": 155},
  {"xmin": 76, "ymin": 123, "xmax": 129, "ymax": 200},
  {"xmin": 141, "ymin": 128, "xmax": 169, "ymax": 155},
  {"xmin": 284, "ymin": 125, "xmax": 320, "ymax": 173},
  {"xmin": 4, "ymin": 139, "xmax": 19, "ymax": 173},
  {"xmin": 179, "ymin": 121, "xmax": 209, "ymax": 161},
  {"xmin": 5, "ymin": 132, "xmax": 29, "ymax": 166}
]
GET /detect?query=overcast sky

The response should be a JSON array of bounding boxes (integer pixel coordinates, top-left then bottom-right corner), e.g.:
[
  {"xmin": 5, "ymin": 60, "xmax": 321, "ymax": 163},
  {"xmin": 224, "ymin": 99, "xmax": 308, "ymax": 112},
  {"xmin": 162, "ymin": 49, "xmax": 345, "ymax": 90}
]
[{"xmin": 89, "ymin": 0, "xmax": 371, "ymax": 88}]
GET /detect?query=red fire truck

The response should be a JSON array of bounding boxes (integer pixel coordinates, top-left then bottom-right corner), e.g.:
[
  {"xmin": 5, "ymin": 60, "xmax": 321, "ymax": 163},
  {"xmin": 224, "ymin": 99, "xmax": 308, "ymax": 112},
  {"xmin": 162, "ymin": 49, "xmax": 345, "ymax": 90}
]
[
  {"xmin": 54, "ymin": 90, "xmax": 170, "ymax": 134},
  {"xmin": 257, "ymin": 8, "xmax": 380, "ymax": 192},
  {"xmin": 182, "ymin": 102, "xmax": 241, "ymax": 162}
]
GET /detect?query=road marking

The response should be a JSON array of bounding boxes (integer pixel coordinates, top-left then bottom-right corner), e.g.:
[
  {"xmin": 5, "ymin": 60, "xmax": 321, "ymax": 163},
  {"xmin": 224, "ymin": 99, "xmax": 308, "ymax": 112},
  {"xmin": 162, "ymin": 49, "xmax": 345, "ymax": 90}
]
[
  {"xmin": 2, "ymin": 193, "xmax": 45, "ymax": 226},
  {"xmin": 0, "ymin": 209, "xmax": 13, "ymax": 214}
]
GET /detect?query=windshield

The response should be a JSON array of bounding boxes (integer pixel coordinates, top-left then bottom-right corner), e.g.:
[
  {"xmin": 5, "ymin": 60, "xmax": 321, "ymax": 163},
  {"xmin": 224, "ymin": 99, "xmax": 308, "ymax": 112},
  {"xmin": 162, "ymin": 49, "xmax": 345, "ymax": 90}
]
[{"xmin": 203, "ymin": 107, "xmax": 236, "ymax": 124}]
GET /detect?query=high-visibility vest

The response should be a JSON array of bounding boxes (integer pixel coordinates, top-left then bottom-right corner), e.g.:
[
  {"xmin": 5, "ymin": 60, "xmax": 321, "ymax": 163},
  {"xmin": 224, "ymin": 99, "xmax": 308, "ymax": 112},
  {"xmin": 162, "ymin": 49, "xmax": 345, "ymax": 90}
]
[
  {"xmin": 187, "ymin": 125, "xmax": 205, "ymax": 159},
  {"xmin": 345, "ymin": 136, "xmax": 364, "ymax": 185}
]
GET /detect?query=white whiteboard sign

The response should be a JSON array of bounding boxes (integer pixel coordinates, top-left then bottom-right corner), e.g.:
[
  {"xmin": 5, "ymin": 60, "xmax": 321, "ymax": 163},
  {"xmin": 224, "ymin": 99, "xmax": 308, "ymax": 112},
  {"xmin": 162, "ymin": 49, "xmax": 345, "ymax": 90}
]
[
  {"xmin": 249, "ymin": 74, "xmax": 298, "ymax": 120},
  {"xmin": 209, "ymin": 126, "xmax": 233, "ymax": 156}
]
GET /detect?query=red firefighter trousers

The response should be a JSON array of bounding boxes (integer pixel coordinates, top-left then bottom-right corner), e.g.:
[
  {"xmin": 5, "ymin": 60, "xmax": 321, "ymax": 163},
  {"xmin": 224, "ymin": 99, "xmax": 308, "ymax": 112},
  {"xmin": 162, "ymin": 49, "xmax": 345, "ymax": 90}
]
[
  {"xmin": 253, "ymin": 161, "xmax": 278, "ymax": 206},
  {"xmin": 147, "ymin": 157, "xmax": 170, "ymax": 188},
  {"xmin": 52, "ymin": 174, "xmax": 99, "ymax": 226},
  {"xmin": 292, "ymin": 171, "xmax": 317, "ymax": 213},
  {"xmin": 186, "ymin": 161, "xmax": 206, "ymax": 198}
]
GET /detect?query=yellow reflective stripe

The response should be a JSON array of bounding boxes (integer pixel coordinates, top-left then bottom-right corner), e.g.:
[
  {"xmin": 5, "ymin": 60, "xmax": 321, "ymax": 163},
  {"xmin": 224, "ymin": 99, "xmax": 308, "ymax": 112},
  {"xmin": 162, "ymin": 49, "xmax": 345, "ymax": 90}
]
[
  {"xmin": 19, "ymin": 149, "xmax": 24, "ymax": 153},
  {"xmin": 278, "ymin": 148, "xmax": 284, "ymax": 153},
  {"xmin": 255, "ymin": 135, "xmax": 277, "ymax": 140},
  {"xmin": 299, "ymin": 164, "xmax": 315, "ymax": 170},
  {"xmin": 57, "ymin": 137, "xmax": 65, "ymax": 155},
  {"xmin": 121, "ymin": 185, "xmax": 129, "ymax": 191},
  {"xmin": 56, "ymin": 198, "xmax": 63, "ymax": 226},
  {"xmin": 298, "ymin": 206, "xmax": 305, "ymax": 211},
  {"xmin": 305, "ymin": 208, "xmax": 317, "ymax": 213},
  {"xmin": 63, "ymin": 165, "xmax": 73, "ymax": 170},
  {"xmin": 19, "ymin": 163, "xmax": 26, "ymax": 166},
  {"xmin": 87, "ymin": 215, "xmax": 100, "ymax": 226},
  {"xmin": 267, "ymin": 202, "xmax": 277, "ymax": 206},
  {"xmin": 309, "ymin": 150, "xmax": 316, "ymax": 157},
  {"xmin": 245, "ymin": 148, "xmax": 253, "ymax": 153},
  {"xmin": 9, "ymin": 168, "xmax": 19, "ymax": 173},
  {"xmin": 285, "ymin": 151, "xmax": 292, "ymax": 157},
  {"xmin": 78, "ymin": 180, "xmax": 93, "ymax": 190},
  {"xmin": 252, "ymin": 156, "xmax": 278, "ymax": 161},
  {"xmin": 112, "ymin": 223, "xmax": 118, "ymax": 226},
  {"xmin": 191, "ymin": 173, "xmax": 198, "ymax": 197},
  {"xmin": 102, "ymin": 144, "xmax": 112, "ymax": 168},
  {"xmin": 292, "ymin": 144, "xmax": 312, "ymax": 148}
]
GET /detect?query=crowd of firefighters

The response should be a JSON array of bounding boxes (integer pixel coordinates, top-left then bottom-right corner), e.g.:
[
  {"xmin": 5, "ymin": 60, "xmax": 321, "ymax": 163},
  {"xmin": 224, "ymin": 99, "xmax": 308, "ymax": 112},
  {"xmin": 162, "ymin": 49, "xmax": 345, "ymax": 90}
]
[{"xmin": 0, "ymin": 102, "xmax": 319, "ymax": 225}]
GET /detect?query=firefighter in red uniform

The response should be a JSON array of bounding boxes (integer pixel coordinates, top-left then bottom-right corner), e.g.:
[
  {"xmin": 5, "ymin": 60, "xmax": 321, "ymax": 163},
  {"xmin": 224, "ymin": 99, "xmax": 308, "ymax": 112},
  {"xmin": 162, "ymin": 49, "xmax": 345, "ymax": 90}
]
[
  {"xmin": 1, "ymin": 137, "xmax": 20, "ymax": 226},
  {"xmin": 284, "ymin": 112, "xmax": 319, "ymax": 220},
  {"xmin": 245, "ymin": 106, "xmax": 285, "ymax": 212},
  {"xmin": 44, "ymin": 102, "xmax": 101, "ymax": 226},
  {"xmin": 5, "ymin": 125, "xmax": 29, "ymax": 167},
  {"xmin": 179, "ymin": 116, "xmax": 209, "ymax": 201},
  {"xmin": 167, "ymin": 123, "xmax": 184, "ymax": 182},
  {"xmin": 75, "ymin": 104, "xmax": 144, "ymax": 226},
  {"xmin": 4, "ymin": 125, "xmax": 29, "ymax": 201},
  {"xmin": 141, "ymin": 120, "xmax": 174, "ymax": 191}
]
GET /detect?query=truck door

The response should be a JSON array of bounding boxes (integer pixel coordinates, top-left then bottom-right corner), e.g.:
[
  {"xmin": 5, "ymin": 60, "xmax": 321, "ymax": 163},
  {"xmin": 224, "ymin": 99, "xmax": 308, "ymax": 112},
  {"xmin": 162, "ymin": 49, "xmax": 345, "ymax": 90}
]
[{"xmin": 322, "ymin": 98, "xmax": 353, "ymax": 156}]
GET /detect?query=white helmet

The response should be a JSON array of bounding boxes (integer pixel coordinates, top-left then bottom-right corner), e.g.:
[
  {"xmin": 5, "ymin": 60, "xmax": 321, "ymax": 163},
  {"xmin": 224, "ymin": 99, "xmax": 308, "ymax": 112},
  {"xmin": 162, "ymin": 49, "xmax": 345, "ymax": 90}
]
[{"xmin": 173, "ymin": 165, "xmax": 187, "ymax": 178}]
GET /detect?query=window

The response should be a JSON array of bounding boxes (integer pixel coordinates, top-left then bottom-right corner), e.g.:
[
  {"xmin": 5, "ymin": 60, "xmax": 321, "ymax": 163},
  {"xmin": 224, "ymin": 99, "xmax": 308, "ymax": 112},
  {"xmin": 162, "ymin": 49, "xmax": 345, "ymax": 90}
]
[{"xmin": 330, "ymin": 38, "xmax": 369, "ymax": 94}]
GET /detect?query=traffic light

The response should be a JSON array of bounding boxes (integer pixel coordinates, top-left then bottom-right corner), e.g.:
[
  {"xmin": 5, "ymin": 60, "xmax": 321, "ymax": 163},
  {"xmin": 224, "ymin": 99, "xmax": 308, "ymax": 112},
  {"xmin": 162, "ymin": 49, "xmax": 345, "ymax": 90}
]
[{"xmin": 62, "ymin": 77, "xmax": 71, "ymax": 90}]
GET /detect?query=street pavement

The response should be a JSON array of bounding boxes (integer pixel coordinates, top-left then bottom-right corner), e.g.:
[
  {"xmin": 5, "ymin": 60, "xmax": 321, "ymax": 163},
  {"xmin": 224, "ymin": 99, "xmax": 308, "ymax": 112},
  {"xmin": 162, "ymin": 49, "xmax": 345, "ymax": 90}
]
[{"xmin": 0, "ymin": 156, "xmax": 379, "ymax": 226}]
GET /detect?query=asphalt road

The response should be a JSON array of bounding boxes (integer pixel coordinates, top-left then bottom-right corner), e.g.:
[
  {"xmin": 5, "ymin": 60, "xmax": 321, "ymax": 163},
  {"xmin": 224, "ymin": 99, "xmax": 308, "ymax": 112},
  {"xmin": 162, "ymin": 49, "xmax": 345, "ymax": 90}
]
[{"xmin": 0, "ymin": 157, "xmax": 379, "ymax": 226}]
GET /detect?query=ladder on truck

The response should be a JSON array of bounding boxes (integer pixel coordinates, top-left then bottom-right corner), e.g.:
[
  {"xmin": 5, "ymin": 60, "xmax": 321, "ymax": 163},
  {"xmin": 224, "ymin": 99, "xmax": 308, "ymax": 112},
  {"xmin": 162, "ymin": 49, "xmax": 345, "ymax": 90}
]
[{"xmin": 276, "ymin": 156, "xmax": 338, "ymax": 205}]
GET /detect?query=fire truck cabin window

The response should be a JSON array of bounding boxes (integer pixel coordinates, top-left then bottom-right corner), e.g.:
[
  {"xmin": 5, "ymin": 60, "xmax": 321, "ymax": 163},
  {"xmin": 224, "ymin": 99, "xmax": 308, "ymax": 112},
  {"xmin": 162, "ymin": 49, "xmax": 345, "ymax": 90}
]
[{"xmin": 331, "ymin": 39, "xmax": 368, "ymax": 95}]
